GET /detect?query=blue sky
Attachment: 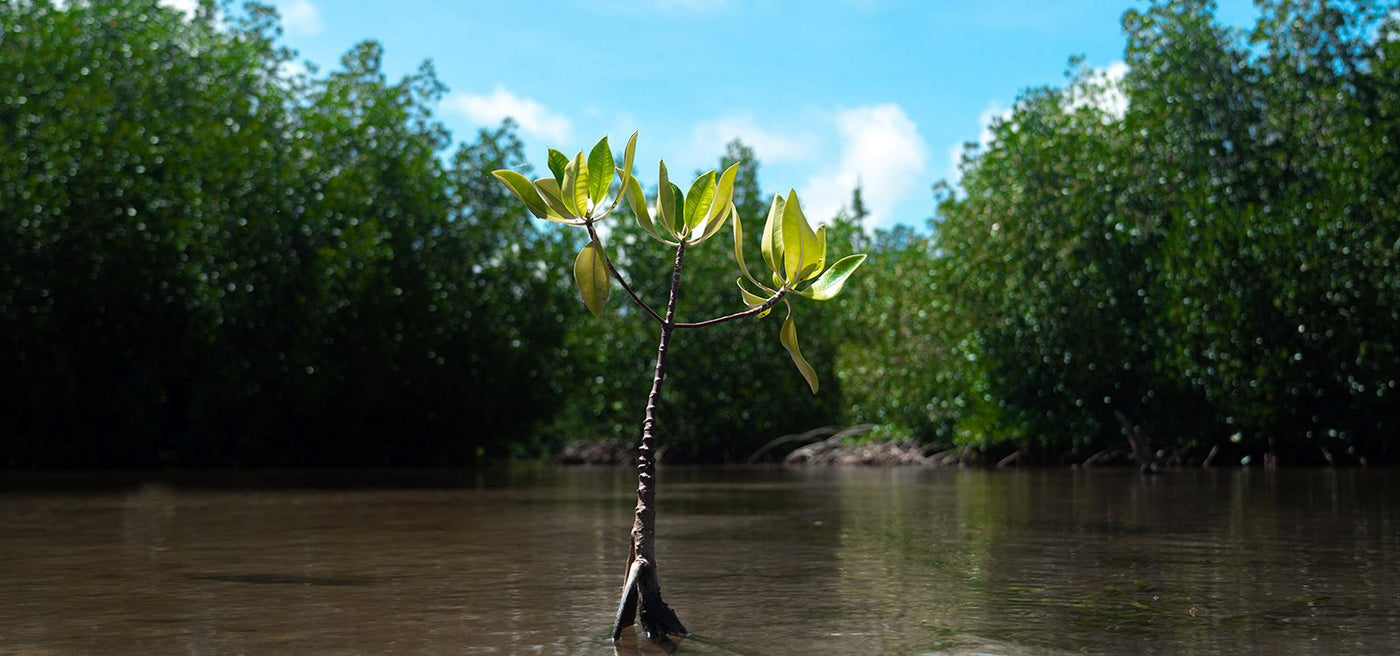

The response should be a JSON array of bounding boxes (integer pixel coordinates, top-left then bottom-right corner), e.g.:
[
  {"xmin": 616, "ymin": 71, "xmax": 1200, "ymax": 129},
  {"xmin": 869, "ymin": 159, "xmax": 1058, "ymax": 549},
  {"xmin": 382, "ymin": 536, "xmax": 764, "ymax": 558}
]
[{"xmin": 180, "ymin": 0, "xmax": 1260, "ymax": 231}]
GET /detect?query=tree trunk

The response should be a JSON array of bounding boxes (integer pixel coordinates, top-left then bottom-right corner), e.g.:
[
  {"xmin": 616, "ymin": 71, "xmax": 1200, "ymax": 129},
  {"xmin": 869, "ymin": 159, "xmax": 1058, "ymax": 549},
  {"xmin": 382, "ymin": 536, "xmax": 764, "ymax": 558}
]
[{"xmin": 612, "ymin": 242, "xmax": 688, "ymax": 648}]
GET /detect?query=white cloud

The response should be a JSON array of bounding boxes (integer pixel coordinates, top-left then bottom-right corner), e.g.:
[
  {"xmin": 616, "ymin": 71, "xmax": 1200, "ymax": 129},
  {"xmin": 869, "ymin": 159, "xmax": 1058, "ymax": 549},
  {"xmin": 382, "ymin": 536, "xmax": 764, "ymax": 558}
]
[
  {"xmin": 157, "ymin": 0, "xmax": 198, "ymax": 16},
  {"xmin": 1065, "ymin": 60, "xmax": 1128, "ymax": 120},
  {"xmin": 799, "ymin": 104, "xmax": 928, "ymax": 231},
  {"xmin": 278, "ymin": 0, "xmax": 324, "ymax": 36},
  {"xmin": 278, "ymin": 59, "xmax": 310, "ymax": 82},
  {"xmin": 443, "ymin": 87, "xmax": 572, "ymax": 143},
  {"xmin": 687, "ymin": 114, "xmax": 816, "ymax": 164}
]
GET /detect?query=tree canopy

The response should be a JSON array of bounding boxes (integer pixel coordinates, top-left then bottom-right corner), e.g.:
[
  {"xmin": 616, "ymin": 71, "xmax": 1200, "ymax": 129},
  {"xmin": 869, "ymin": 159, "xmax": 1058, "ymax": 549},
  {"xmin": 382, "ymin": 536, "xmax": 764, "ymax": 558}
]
[
  {"xmin": 863, "ymin": 0, "xmax": 1400, "ymax": 464},
  {"xmin": 3, "ymin": 0, "xmax": 1397, "ymax": 467}
]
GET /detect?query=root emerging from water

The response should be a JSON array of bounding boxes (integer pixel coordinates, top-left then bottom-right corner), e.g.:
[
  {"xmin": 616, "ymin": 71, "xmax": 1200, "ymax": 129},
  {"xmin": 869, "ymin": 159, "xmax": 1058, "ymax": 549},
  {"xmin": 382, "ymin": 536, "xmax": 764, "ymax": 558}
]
[{"xmin": 612, "ymin": 558, "xmax": 687, "ymax": 651}]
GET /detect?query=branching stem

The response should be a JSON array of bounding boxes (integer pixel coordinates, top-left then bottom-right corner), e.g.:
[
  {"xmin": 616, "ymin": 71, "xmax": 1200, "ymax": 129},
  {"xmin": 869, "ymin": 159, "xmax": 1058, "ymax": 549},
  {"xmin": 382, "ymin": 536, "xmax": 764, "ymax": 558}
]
[
  {"xmin": 586, "ymin": 219, "xmax": 785, "ymax": 330},
  {"xmin": 585, "ymin": 219, "xmax": 665, "ymax": 325},
  {"xmin": 674, "ymin": 290, "xmax": 786, "ymax": 329}
]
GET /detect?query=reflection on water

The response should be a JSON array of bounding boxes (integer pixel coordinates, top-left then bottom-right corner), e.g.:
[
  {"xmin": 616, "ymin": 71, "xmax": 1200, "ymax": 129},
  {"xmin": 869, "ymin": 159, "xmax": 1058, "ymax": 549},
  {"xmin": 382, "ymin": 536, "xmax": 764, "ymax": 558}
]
[{"xmin": 0, "ymin": 467, "xmax": 1395, "ymax": 655}]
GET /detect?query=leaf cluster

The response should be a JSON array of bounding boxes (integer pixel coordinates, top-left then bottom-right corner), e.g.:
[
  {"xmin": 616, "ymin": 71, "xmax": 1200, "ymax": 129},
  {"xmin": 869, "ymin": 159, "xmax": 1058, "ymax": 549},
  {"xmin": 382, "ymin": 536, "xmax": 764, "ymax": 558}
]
[{"xmin": 495, "ymin": 135, "xmax": 867, "ymax": 395}]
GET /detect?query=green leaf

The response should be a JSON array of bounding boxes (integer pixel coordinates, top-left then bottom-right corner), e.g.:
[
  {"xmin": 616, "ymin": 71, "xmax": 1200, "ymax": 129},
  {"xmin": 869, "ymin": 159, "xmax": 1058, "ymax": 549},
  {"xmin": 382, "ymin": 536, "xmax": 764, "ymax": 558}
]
[
  {"xmin": 732, "ymin": 200, "xmax": 763, "ymax": 287},
  {"xmin": 587, "ymin": 136, "xmax": 614, "ymax": 204},
  {"xmin": 736, "ymin": 277, "xmax": 774, "ymax": 318},
  {"xmin": 799, "ymin": 224, "xmax": 827, "ymax": 282},
  {"xmin": 622, "ymin": 132, "xmax": 638, "ymax": 179},
  {"xmin": 779, "ymin": 307, "xmax": 819, "ymax": 394},
  {"xmin": 692, "ymin": 199, "xmax": 731, "ymax": 245},
  {"xmin": 665, "ymin": 182, "xmax": 684, "ymax": 235},
  {"xmin": 708, "ymin": 162, "xmax": 740, "ymax": 224},
  {"xmin": 534, "ymin": 177, "xmax": 577, "ymax": 221},
  {"xmin": 761, "ymin": 193, "xmax": 785, "ymax": 276},
  {"xmin": 547, "ymin": 148, "xmax": 569, "ymax": 184},
  {"xmin": 491, "ymin": 169, "xmax": 550, "ymax": 219},
  {"xmin": 801, "ymin": 253, "xmax": 866, "ymax": 300},
  {"xmin": 683, "ymin": 170, "xmax": 716, "ymax": 232},
  {"xmin": 562, "ymin": 151, "xmax": 589, "ymax": 217},
  {"xmin": 736, "ymin": 277, "xmax": 769, "ymax": 307},
  {"xmin": 604, "ymin": 131, "xmax": 639, "ymax": 216},
  {"xmin": 656, "ymin": 161, "xmax": 676, "ymax": 236},
  {"xmin": 625, "ymin": 175, "xmax": 658, "ymax": 238},
  {"xmin": 573, "ymin": 239, "xmax": 611, "ymax": 316},
  {"xmin": 781, "ymin": 190, "xmax": 807, "ymax": 283}
]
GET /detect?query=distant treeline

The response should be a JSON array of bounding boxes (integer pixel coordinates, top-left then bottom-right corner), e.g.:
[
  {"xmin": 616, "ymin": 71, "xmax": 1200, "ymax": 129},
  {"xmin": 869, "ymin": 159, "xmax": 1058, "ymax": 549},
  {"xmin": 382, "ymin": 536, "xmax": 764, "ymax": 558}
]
[{"xmin": 3, "ymin": 0, "xmax": 1397, "ymax": 467}]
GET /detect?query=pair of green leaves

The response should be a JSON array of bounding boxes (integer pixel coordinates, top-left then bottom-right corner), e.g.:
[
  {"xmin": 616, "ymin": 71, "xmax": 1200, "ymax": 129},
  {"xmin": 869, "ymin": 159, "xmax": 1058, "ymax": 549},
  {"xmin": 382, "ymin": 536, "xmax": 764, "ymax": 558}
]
[
  {"xmin": 734, "ymin": 190, "xmax": 867, "ymax": 394},
  {"xmin": 625, "ymin": 160, "xmax": 739, "ymax": 248},
  {"xmin": 492, "ymin": 133, "xmax": 639, "ymax": 317}
]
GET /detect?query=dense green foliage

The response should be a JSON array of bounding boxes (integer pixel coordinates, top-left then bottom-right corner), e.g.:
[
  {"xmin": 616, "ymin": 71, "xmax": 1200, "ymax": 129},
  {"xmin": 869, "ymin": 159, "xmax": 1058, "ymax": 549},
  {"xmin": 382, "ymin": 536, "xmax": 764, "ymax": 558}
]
[
  {"xmin": 4, "ymin": 0, "xmax": 1397, "ymax": 467},
  {"xmin": 840, "ymin": 0, "xmax": 1400, "ymax": 463},
  {"xmin": 1, "ymin": 0, "xmax": 572, "ymax": 465}
]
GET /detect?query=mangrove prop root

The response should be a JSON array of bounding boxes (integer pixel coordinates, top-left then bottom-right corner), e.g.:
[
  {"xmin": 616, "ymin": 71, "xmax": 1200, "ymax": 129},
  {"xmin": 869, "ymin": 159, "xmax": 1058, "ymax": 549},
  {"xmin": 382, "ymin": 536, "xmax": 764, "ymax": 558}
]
[
  {"xmin": 611, "ymin": 559, "xmax": 688, "ymax": 647},
  {"xmin": 612, "ymin": 559, "xmax": 642, "ymax": 640},
  {"xmin": 640, "ymin": 561, "xmax": 687, "ymax": 646}
]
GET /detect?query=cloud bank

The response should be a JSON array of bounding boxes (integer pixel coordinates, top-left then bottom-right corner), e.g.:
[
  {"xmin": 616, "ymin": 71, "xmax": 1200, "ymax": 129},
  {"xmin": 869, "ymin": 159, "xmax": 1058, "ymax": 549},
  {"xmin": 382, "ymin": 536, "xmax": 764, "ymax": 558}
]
[
  {"xmin": 800, "ymin": 104, "xmax": 928, "ymax": 231},
  {"xmin": 687, "ymin": 114, "xmax": 816, "ymax": 163},
  {"xmin": 444, "ymin": 87, "xmax": 573, "ymax": 143},
  {"xmin": 278, "ymin": 0, "xmax": 324, "ymax": 36}
]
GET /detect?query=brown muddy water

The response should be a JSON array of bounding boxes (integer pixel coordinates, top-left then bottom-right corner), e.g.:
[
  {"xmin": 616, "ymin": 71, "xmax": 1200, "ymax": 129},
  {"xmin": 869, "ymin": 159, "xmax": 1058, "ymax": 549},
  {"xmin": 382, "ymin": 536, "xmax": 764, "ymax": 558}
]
[{"xmin": 0, "ymin": 467, "xmax": 1396, "ymax": 655}]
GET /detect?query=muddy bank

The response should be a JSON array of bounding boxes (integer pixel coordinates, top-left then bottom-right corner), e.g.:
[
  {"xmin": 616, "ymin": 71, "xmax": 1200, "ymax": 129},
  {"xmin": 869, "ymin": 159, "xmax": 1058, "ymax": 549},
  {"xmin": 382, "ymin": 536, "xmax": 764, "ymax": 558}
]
[{"xmin": 549, "ymin": 425, "xmax": 1357, "ymax": 468}]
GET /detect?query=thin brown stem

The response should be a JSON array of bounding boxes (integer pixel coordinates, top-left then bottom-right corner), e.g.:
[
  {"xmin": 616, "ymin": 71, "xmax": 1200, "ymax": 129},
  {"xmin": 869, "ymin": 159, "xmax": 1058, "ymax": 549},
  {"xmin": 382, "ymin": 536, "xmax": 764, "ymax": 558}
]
[
  {"xmin": 674, "ymin": 289, "xmax": 787, "ymax": 329},
  {"xmin": 632, "ymin": 240, "xmax": 685, "ymax": 565},
  {"xmin": 585, "ymin": 220, "xmax": 665, "ymax": 325},
  {"xmin": 613, "ymin": 240, "xmax": 689, "ymax": 645}
]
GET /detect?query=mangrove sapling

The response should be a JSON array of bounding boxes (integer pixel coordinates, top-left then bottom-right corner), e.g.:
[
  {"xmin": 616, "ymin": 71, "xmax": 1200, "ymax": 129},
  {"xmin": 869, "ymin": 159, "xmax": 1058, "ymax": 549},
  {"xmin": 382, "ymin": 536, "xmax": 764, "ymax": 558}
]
[{"xmin": 492, "ymin": 133, "xmax": 866, "ymax": 648}]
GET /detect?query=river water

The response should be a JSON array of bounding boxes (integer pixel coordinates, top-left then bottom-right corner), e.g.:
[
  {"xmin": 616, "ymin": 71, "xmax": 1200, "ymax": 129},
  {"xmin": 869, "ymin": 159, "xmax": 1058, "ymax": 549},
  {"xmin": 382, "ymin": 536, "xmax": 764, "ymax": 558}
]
[{"xmin": 1, "ymin": 467, "xmax": 1396, "ymax": 655}]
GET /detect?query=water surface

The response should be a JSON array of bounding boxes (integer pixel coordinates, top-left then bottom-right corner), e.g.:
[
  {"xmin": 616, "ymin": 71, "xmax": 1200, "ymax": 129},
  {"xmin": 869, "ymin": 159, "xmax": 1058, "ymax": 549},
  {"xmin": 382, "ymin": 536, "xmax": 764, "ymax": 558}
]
[{"xmin": 1, "ymin": 467, "xmax": 1396, "ymax": 655}]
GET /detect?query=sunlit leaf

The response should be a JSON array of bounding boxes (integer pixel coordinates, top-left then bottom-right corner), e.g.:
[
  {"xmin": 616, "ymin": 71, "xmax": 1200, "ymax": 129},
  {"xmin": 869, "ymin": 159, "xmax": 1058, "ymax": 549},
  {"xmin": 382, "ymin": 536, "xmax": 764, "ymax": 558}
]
[
  {"xmin": 781, "ymin": 190, "xmax": 807, "ymax": 283},
  {"xmin": 491, "ymin": 169, "xmax": 550, "ymax": 219},
  {"xmin": 761, "ymin": 193, "xmax": 785, "ymax": 276},
  {"xmin": 547, "ymin": 148, "xmax": 569, "ymax": 184},
  {"xmin": 799, "ymin": 224, "xmax": 826, "ymax": 282},
  {"xmin": 621, "ymin": 132, "xmax": 638, "ymax": 180},
  {"xmin": 587, "ymin": 136, "xmax": 614, "ymax": 204},
  {"xmin": 779, "ymin": 307, "xmax": 819, "ymax": 394},
  {"xmin": 534, "ymin": 177, "xmax": 577, "ymax": 221},
  {"xmin": 604, "ymin": 131, "xmax": 639, "ymax": 215},
  {"xmin": 732, "ymin": 201, "xmax": 764, "ymax": 287},
  {"xmin": 736, "ymin": 278, "xmax": 775, "ymax": 319},
  {"xmin": 684, "ymin": 170, "xmax": 716, "ymax": 232},
  {"xmin": 736, "ymin": 277, "xmax": 769, "ymax": 308},
  {"xmin": 665, "ymin": 181, "xmax": 684, "ymax": 235},
  {"xmin": 625, "ymin": 175, "xmax": 660, "ymax": 240},
  {"xmin": 562, "ymin": 151, "xmax": 589, "ymax": 217},
  {"xmin": 573, "ymin": 239, "xmax": 611, "ymax": 316},
  {"xmin": 708, "ymin": 162, "xmax": 740, "ymax": 225},
  {"xmin": 800, "ymin": 253, "xmax": 866, "ymax": 300},
  {"xmin": 656, "ymin": 160, "xmax": 676, "ymax": 236},
  {"xmin": 693, "ymin": 199, "xmax": 731, "ymax": 245}
]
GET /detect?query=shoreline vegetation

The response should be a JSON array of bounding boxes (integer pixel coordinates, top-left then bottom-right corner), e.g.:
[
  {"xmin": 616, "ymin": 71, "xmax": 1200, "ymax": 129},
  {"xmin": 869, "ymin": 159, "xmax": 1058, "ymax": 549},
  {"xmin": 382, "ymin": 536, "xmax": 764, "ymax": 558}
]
[
  {"xmin": 4, "ymin": 1, "xmax": 1399, "ymax": 469},
  {"xmin": 551, "ymin": 424, "xmax": 1377, "ymax": 469}
]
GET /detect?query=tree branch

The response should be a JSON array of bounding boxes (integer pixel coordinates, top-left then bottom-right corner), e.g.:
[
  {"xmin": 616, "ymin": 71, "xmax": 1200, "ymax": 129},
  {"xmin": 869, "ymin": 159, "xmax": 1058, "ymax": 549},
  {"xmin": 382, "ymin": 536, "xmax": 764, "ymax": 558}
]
[
  {"xmin": 674, "ymin": 289, "xmax": 787, "ymax": 329},
  {"xmin": 585, "ymin": 220, "xmax": 665, "ymax": 325}
]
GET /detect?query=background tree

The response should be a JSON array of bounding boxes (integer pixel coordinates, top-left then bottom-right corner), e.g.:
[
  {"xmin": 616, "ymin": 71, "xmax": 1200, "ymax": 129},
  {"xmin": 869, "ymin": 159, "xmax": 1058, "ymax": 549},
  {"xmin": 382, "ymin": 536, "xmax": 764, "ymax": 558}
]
[
  {"xmin": 0, "ymin": 0, "xmax": 569, "ymax": 466},
  {"xmin": 913, "ymin": 0, "xmax": 1400, "ymax": 463}
]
